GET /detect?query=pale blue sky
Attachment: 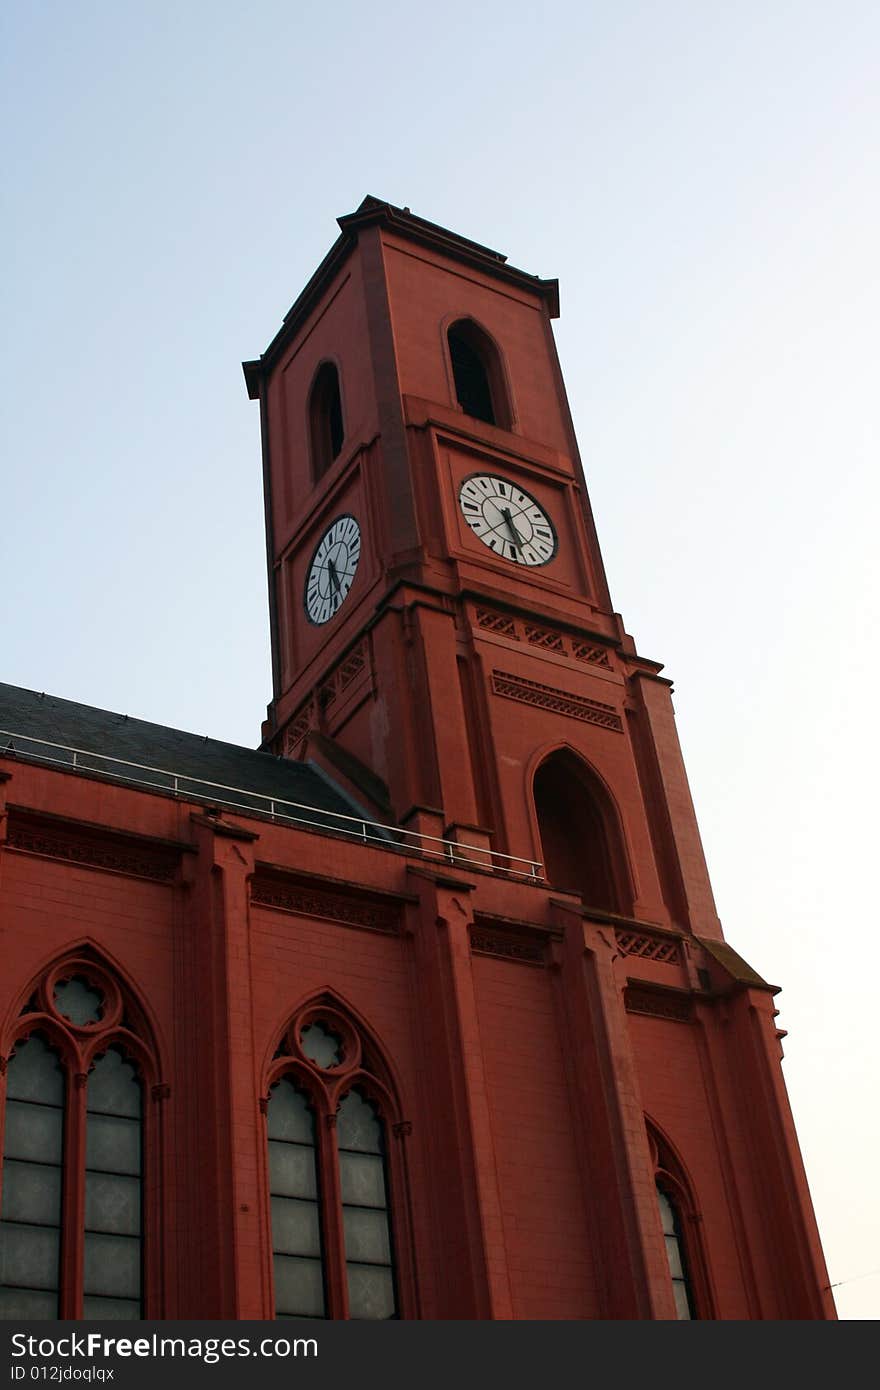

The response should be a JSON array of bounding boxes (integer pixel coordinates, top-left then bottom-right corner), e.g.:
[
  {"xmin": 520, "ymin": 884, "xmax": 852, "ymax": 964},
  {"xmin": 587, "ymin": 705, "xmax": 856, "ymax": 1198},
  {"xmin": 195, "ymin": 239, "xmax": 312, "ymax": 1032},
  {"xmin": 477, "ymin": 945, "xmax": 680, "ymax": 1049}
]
[{"xmin": 2, "ymin": 1, "xmax": 878, "ymax": 1317}]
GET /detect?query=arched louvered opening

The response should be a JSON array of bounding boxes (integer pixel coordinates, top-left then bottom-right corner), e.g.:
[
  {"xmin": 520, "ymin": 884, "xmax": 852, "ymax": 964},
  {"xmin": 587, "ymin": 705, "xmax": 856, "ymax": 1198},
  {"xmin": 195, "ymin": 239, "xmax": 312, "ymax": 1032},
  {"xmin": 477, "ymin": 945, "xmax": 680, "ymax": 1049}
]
[
  {"xmin": 534, "ymin": 751, "xmax": 631, "ymax": 914},
  {"xmin": 309, "ymin": 362, "xmax": 345, "ymax": 482},
  {"xmin": 447, "ymin": 320, "xmax": 510, "ymax": 428}
]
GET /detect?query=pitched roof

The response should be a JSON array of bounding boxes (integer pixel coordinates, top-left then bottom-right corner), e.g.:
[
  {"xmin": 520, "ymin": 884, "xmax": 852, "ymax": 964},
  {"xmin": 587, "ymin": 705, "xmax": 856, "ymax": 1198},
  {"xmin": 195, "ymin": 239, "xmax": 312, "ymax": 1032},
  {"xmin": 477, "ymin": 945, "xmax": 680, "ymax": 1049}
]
[{"xmin": 0, "ymin": 681, "xmax": 376, "ymax": 835}]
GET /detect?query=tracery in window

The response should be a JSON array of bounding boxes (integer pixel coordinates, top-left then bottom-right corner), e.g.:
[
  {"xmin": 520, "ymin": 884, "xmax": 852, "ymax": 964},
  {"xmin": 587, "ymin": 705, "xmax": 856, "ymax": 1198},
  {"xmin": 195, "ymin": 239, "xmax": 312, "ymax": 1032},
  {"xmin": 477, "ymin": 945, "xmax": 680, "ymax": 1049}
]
[
  {"xmin": 0, "ymin": 953, "xmax": 162, "ymax": 1320},
  {"xmin": 264, "ymin": 998, "xmax": 409, "ymax": 1320}
]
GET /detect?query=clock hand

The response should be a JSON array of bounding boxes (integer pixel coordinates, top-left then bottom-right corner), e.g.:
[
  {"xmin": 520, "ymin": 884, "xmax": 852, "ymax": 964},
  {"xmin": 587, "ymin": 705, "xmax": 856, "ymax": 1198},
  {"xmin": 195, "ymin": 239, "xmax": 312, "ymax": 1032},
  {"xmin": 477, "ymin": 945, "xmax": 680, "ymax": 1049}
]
[
  {"xmin": 327, "ymin": 558, "xmax": 341, "ymax": 593},
  {"xmin": 501, "ymin": 506, "xmax": 525, "ymax": 548}
]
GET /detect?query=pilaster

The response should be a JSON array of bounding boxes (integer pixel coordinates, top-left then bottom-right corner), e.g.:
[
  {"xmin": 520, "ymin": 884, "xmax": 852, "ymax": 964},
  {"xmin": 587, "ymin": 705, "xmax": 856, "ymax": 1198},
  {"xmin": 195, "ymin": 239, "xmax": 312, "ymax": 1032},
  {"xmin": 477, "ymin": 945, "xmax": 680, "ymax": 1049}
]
[
  {"xmin": 551, "ymin": 898, "xmax": 677, "ymax": 1318},
  {"xmin": 179, "ymin": 810, "xmax": 263, "ymax": 1317},
  {"xmin": 407, "ymin": 867, "xmax": 513, "ymax": 1318},
  {"xmin": 628, "ymin": 671, "xmax": 722, "ymax": 939}
]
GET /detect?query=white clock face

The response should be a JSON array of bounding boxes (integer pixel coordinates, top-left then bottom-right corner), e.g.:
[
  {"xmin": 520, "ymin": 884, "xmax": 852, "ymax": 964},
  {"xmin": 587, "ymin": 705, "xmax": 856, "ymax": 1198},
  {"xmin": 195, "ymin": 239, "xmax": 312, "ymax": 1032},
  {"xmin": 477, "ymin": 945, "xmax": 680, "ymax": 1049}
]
[
  {"xmin": 458, "ymin": 474, "xmax": 557, "ymax": 566},
  {"xmin": 304, "ymin": 514, "xmax": 361, "ymax": 625}
]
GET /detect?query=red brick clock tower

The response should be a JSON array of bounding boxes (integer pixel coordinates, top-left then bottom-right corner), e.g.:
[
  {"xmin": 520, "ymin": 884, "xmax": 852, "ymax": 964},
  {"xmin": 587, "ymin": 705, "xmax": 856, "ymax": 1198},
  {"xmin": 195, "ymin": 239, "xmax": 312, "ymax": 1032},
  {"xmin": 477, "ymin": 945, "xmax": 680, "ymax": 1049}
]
[
  {"xmin": 241, "ymin": 197, "xmax": 835, "ymax": 1320},
  {"xmin": 245, "ymin": 195, "xmax": 704, "ymax": 919}
]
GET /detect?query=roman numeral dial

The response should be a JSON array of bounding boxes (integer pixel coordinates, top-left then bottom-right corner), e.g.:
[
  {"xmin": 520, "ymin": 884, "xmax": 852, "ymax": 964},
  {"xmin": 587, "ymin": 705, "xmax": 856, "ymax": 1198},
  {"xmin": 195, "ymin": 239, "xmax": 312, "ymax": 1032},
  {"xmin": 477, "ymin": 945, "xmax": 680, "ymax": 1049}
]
[
  {"xmin": 304, "ymin": 514, "xmax": 362, "ymax": 625},
  {"xmin": 458, "ymin": 474, "xmax": 557, "ymax": 567}
]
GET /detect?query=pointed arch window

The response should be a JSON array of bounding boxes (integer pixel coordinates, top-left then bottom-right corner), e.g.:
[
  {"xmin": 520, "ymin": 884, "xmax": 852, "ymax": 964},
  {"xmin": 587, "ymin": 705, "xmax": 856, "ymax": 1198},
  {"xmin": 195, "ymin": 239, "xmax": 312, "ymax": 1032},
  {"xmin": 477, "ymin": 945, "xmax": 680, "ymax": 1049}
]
[
  {"xmin": 647, "ymin": 1121, "xmax": 713, "ymax": 1320},
  {"xmin": 0, "ymin": 956, "xmax": 162, "ymax": 1320},
  {"xmin": 656, "ymin": 1184, "xmax": 694, "ymax": 1319},
  {"xmin": 309, "ymin": 362, "xmax": 345, "ymax": 482},
  {"xmin": 533, "ymin": 750, "xmax": 632, "ymax": 915},
  {"xmin": 264, "ymin": 1001, "xmax": 411, "ymax": 1320},
  {"xmin": 447, "ymin": 320, "xmax": 511, "ymax": 429}
]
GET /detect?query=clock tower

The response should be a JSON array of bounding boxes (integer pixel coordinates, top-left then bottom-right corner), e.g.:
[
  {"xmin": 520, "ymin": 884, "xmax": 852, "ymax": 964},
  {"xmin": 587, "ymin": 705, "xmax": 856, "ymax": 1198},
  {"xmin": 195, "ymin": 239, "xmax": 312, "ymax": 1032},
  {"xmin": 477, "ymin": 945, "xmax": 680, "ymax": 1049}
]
[
  {"xmin": 241, "ymin": 200, "xmax": 834, "ymax": 1320},
  {"xmin": 243, "ymin": 195, "xmax": 718, "ymax": 941}
]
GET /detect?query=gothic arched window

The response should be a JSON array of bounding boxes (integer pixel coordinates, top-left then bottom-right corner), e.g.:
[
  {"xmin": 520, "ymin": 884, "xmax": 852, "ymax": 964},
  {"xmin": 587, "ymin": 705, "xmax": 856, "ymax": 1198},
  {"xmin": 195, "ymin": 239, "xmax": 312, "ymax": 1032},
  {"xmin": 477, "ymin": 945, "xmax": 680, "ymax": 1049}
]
[
  {"xmin": 0, "ymin": 956, "xmax": 161, "ymax": 1320},
  {"xmin": 656, "ymin": 1183, "xmax": 694, "ymax": 1319},
  {"xmin": 647, "ymin": 1120, "xmax": 712, "ymax": 1320},
  {"xmin": 533, "ymin": 750, "xmax": 632, "ymax": 915},
  {"xmin": 264, "ymin": 1001, "xmax": 409, "ymax": 1320},
  {"xmin": 309, "ymin": 362, "xmax": 345, "ymax": 482},
  {"xmin": 447, "ymin": 320, "xmax": 510, "ymax": 428}
]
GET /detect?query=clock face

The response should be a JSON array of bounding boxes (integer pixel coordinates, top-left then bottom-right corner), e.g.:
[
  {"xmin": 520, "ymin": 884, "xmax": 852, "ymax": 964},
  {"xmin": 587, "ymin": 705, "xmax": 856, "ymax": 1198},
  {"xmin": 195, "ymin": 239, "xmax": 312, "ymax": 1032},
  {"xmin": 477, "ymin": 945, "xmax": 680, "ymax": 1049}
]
[
  {"xmin": 304, "ymin": 514, "xmax": 361, "ymax": 625},
  {"xmin": 458, "ymin": 474, "xmax": 557, "ymax": 566}
]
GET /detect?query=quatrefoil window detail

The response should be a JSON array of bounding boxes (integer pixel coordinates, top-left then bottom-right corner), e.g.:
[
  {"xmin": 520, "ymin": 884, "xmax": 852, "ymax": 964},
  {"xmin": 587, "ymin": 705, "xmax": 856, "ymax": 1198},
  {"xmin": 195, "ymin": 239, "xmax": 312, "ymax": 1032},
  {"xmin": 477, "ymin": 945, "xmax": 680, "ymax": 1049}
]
[
  {"xmin": 53, "ymin": 976, "xmax": 104, "ymax": 1026},
  {"xmin": 300, "ymin": 1021, "xmax": 344, "ymax": 1070}
]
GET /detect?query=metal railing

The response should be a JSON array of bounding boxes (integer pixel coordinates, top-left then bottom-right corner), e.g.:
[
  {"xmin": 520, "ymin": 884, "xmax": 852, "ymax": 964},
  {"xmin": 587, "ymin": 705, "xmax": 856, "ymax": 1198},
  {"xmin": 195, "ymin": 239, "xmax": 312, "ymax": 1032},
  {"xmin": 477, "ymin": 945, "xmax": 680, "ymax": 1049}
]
[{"xmin": 0, "ymin": 728, "xmax": 544, "ymax": 880}]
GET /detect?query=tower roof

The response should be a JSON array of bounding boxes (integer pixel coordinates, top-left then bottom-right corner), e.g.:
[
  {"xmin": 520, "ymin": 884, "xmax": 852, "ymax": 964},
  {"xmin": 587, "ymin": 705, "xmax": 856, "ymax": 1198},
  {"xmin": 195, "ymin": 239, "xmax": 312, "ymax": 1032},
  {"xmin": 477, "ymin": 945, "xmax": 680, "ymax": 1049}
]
[{"xmin": 243, "ymin": 196, "xmax": 560, "ymax": 397}]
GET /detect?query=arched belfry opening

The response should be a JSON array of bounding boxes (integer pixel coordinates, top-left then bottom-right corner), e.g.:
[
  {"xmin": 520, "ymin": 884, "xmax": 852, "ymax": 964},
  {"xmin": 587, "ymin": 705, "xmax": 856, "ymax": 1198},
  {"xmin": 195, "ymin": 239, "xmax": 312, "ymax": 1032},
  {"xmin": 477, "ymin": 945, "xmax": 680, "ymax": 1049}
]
[
  {"xmin": 447, "ymin": 319, "xmax": 510, "ymax": 428},
  {"xmin": 309, "ymin": 360, "xmax": 344, "ymax": 480},
  {"xmin": 533, "ymin": 750, "xmax": 631, "ymax": 915}
]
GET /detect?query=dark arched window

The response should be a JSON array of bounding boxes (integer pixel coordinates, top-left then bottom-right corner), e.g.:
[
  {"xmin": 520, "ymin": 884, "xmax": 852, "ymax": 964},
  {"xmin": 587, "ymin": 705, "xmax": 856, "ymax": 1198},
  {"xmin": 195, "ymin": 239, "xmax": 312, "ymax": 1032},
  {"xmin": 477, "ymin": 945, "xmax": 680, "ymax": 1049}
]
[
  {"xmin": 656, "ymin": 1184, "xmax": 695, "ymax": 1319},
  {"xmin": 647, "ymin": 1121, "xmax": 711, "ymax": 1319},
  {"xmin": 447, "ymin": 320, "xmax": 510, "ymax": 428},
  {"xmin": 0, "ymin": 956, "xmax": 161, "ymax": 1320},
  {"xmin": 309, "ymin": 362, "xmax": 345, "ymax": 481},
  {"xmin": 264, "ymin": 1001, "xmax": 407, "ymax": 1319},
  {"xmin": 534, "ymin": 751, "xmax": 630, "ymax": 914}
]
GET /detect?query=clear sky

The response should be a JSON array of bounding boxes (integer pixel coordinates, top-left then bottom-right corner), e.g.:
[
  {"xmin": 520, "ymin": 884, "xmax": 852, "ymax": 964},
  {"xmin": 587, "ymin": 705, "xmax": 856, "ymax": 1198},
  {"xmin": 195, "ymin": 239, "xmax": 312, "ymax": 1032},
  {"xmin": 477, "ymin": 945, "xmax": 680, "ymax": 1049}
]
[{"xmin": 2, "ymin": 1, "xmax": 878, "ymax": 1318}]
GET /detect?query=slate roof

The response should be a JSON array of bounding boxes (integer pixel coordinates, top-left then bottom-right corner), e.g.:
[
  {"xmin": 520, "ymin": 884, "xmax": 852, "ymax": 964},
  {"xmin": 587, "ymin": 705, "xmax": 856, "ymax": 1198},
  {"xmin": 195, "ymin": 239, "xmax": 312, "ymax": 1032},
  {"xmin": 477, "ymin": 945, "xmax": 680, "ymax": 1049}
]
[{"xmin": 0, "ymin": 682, "xmax": 383, "ymax": 838}]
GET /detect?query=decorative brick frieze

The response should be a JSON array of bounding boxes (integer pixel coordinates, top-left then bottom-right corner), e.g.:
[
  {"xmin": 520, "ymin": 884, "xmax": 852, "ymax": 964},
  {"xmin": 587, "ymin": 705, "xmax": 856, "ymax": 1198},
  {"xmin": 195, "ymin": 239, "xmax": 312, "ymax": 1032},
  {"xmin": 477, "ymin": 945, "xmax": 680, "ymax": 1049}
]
[
  {"xmin": 624, "ymin": 984, "xmax": 692, "ymax": 1023},
  {"xmin": 251, "ymin": 875, "xmax": 401, "ymax": 934},
  {"xmin": 284, "ymin": 704, "xmax": 314, "ymax": 758},
  {"xmin": 571, "ymin": 639, "xmax": 612, "ymax": 669},
  {"xmin": 615, "ymin": 929, "xmax": 681, "ymax": 965},
  {"xmin": 284, "ymin": 638, "xmax": 372, "ymax": 754},
  {"xmin": 471, "ymin": 605, "xmax": 613, "ymax": 670},
  {"xmin": 475, "ymin": 608, "xmax": 518, "ymax": 639},
  {"xmin": 490, "ymin": 671, "xmax": 623, "ymax": 733},
  {"xmin": 470, "ymin": 921, "xmax": 547, "ymax": 965},
  {"xmin": 524, "ymin": 624, "xmax": 565, "ymax": 652},
  {"xmin": 5, "ymin": 812, "xmax": 181, "ymax": 882}
]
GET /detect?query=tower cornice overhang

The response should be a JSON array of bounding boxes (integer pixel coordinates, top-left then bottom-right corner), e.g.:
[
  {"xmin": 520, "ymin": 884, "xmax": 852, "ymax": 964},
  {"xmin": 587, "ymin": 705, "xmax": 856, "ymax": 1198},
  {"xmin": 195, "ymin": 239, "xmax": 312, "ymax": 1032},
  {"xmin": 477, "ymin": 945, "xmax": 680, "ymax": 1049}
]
[{"xmin": 242, "ymin": 196, "xmax": 560, "ymax": 397}]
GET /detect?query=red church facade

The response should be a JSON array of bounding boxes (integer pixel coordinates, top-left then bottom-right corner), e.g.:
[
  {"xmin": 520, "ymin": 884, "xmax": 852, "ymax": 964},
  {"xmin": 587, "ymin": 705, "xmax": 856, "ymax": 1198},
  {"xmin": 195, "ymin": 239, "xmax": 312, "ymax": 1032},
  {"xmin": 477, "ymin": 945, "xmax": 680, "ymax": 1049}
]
[{"xmin": 0, "ymin": 199, "xmax": 834, "ymax": 1320}]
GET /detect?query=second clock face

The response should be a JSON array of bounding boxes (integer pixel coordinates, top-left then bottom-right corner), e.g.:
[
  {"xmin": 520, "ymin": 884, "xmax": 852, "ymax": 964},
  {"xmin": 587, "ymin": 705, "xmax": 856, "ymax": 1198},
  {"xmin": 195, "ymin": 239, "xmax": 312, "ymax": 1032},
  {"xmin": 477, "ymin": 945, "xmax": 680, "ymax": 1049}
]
[
  {"xmin": 304, "ymin": 514, "xmax": 361, "ymax": 625},
  {"xmin": 458, "ymin": 474, "xmax": 557, "ymax": 566}
]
